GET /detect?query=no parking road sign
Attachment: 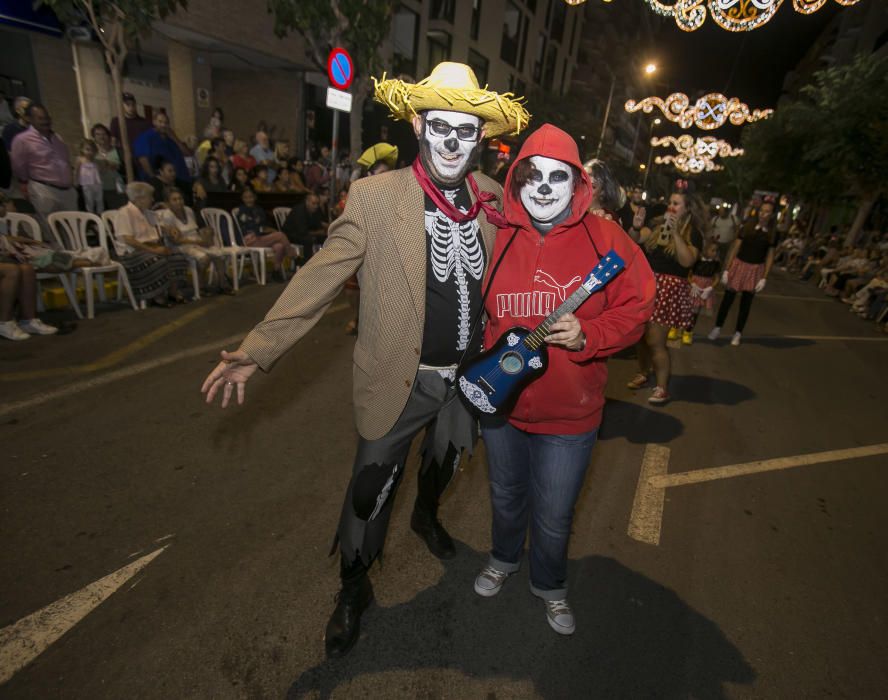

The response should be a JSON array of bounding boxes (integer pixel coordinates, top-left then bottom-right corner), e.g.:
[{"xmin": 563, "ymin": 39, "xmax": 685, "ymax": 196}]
[{"xmin": 327, "ymin": 47, "xmax": 354, "ymax": 90}]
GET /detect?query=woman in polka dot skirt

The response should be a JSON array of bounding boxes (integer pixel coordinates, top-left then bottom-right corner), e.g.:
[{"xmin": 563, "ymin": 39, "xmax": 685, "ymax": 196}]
[{"xmin": 626, "ymin": 181, "xmax": 707, "ymax": 404}]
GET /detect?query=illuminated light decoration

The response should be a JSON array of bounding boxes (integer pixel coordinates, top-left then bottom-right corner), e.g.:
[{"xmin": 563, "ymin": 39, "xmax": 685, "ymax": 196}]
[
  {"xmin": 655, "ymin": 153, "xmax": 724, "ymax": 173},
  {"xmin": 651, "ymin": 135, "xmax": 744, "ymax": 159},
  {"xmin": 625, "ymin": 92, "xmax": 773, "ymax": 130},
  {"xmin": 642, "ymin": 0, "xmax": 860, "ymax": 32}
]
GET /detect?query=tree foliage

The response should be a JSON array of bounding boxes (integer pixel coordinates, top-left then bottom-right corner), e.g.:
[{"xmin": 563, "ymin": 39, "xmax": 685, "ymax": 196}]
[
  {"xmin": 266, "ymin": 0, "xmax": 396, "ymax": 156},
  {"xmin": 734, "ymin": 52, "xmax": 888, "ymax": 205},
  {"xmin": 41, "ymin": 0, "xmax": 187, "ymax": 181}
]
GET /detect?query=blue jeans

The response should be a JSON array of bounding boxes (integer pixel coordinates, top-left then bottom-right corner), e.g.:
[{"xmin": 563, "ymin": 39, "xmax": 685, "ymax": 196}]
[{"xmin": 481, "ymin": 419, "xmax": 598, "ymax": 600}]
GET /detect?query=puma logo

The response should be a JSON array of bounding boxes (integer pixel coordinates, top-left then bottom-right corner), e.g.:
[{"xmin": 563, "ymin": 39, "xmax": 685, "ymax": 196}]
[{"xmin": 533, "ymin": 270, "xmax": 582, "ymax": 302}]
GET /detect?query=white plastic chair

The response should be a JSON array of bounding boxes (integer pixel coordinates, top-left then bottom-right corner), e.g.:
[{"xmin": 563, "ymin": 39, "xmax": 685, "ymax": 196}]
[
  {"xmin": 1, "ymin": 212, "xmax": 84, "ymax": 319},
  {"xmin": 46, "ymin": 211, "xmax": 138, "ymax": 319},
  {"xmin": 199, "ymin": 208, "xmax": 255, "ymax": 291},
  {"xmin": 227, "ymin": 207, "xmax": 272, "ymax": 285}
]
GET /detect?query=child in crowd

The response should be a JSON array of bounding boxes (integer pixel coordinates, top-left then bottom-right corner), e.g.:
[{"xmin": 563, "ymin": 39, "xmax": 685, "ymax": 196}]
[
  {"xmin": 250, "ymin": 165, "xmax": 272, "ymax": 192},
  {"xmin": 77, "ymin": 139, "xmax": 104, "ymax": 214},
  {"xmin": 683, "ymin": 239, "xmax": 721, "ymax": 344}
]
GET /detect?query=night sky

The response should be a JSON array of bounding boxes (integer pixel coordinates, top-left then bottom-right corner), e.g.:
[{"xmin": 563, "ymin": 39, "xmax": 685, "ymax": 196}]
[{"xmin": 642, "ymin": 3, "xmax": 848, "ymax": 107}]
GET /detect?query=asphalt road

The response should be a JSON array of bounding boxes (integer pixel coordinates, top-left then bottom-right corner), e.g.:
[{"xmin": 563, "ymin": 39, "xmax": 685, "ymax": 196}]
[{"xmin": 1, "ymin": 272, "xmax": 886, "ymax": 699}]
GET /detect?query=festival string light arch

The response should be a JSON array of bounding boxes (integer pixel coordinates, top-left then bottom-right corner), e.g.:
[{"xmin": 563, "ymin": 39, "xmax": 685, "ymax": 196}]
[
  {"xmin": 640, "ymin": 0, "xmax": 861, "ymax": 32},
  {"xmin": 655, "ymin": 153, "xmax": 724, "ymax": 173},
  {"xmin": 625, "ymin": 92, "xmax": 773, "ymax": 130},
  {"xmin": 651, "ymin": 135, "xmax": 745, "ymax": 159}
]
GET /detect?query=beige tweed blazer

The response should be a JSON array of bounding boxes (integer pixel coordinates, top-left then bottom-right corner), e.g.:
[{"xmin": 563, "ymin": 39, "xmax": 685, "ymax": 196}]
[{"xmin": 239, "ymin": 167, "xmax": 503, "ymax": 441}]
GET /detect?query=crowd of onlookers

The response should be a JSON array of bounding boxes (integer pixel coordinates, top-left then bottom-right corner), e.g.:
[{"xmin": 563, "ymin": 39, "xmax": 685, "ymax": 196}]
[
  {"xmin": 776, "ymin": 225, "xmax": 888, "ymax": 326},
  {"xmin": 0, "ymin": 93, "xmax": 341, "ymax": 340}
]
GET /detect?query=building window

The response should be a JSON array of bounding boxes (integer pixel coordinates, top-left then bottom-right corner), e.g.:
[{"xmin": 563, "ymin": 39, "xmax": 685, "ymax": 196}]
[
  {"xmin": 543, "ymin": 44, "xmax": 557, "ymax": 86},
  {"xmin": 392, "ymin": 4, "xmax": 419, "ymax": 78},
  {"xmin": 429, "ymin": 0, "xmax": 455, "ymax": 23},
  {"xmin": 471, "ymin": 0, "xmax": 482, "ymax": 40},
  {"xmin": 468, "ymin": 49, "xmax": 489, "ymax": 86},
  {"xmin": 533, "ymin": 32, "xmax": 546, "ymax": 83},
  {"xmin": 428, "ymin": 30, "xmax": 451, "ymax": 69},
  {"xmin": 548, "ymin": 0, "xmax": 566, "ymax": 43},
  {"xmin": 500, "ymin": 1, "xmax": 526, "ymax": 69}
]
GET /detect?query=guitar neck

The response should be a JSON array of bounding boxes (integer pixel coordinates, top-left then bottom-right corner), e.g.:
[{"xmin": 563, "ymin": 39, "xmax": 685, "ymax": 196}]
[{"xmin": 524, "ymin": 286, "xmax": 591, "ymax": 350}]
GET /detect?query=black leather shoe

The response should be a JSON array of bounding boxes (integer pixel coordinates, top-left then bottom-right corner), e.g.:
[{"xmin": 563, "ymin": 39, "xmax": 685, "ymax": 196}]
[
  {"xmin": 324, "ymin": 575, "xmax": 374, "ymax": 658},
  {"xmin": 411, "ymin": 507, "xmax": 456, "ymax": 560}
]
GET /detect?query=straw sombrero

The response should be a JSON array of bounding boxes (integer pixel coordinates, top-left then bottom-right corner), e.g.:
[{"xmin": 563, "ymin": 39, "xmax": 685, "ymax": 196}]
[
  {"xmin": 373, "ymin": 62, "xmax": 530, "ymax": 138},
  {"xmin": 357, "ymin": 142, "xmax": 399, "ymax": 170}
]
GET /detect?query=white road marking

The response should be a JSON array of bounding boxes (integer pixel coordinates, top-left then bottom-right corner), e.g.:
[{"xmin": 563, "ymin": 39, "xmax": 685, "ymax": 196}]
[
  {"xmin": 627, "ymin": 445, "xmax": 670, "ymax": 546},
  {"xmin": 628, "ymin": 443, "xmax": 888, "ymax": 545},
  {"xmin": 0, "ymin": 546, "xmax": 167, "ymax": 685},
  {"xmin": 0, "ymin": 302, "xmax": 351, "ymax": 419},
  {"xmin": 650, "ymin": 443, "xmax": 888, "ymax": 488}
]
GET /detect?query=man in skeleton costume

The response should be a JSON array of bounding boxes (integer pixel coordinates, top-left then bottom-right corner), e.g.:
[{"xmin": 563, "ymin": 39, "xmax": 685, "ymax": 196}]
[{"xmin": 202, "ymin": 63, "xmax": 529, "ymax": 657}]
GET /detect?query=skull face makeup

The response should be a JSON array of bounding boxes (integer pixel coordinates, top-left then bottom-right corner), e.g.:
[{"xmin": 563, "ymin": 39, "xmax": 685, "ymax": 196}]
[
  {"xmin": 417, "ymin": 109, "xmax": 483, "ymax": 187},
  {"xmin": 519, "ymin": 156, "xmax": 575, "ymax": 223}
]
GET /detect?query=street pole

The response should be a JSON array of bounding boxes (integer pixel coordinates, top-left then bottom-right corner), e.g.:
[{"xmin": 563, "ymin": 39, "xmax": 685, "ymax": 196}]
[
  {"xmin": 643, "ymin": 121, "xmax": 656, "ymax": 190},
  {"xmin": 330, "ymin": 108, "xmax": 339, "ymax": 224},
  {"xmin": 595, "ymin": 72, "xmax": 616, "ymax": 159}
]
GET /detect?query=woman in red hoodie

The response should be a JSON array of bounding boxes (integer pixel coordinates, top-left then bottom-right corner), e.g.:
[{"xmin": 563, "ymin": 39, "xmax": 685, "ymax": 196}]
[{"xmin": 473, "ymin": 125, "xmax": 655, "ymax": 635}]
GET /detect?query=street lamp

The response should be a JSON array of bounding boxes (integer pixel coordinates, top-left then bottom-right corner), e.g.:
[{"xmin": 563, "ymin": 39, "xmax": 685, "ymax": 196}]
[{"xmin": 596, "ymin": 61, "xmax": 658, "ymax": 159}]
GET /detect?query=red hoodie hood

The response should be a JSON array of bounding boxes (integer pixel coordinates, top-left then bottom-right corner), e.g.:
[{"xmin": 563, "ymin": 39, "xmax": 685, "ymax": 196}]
[{"xmin": 503, "ymin": 123, "xmax": 593, "ymax": 236}]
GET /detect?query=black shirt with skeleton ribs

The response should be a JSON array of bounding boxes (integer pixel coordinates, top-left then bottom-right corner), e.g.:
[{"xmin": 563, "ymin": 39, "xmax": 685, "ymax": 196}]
[{"xmin": 420, "ymin": 185, "xmax": 487, "ymax": 366}]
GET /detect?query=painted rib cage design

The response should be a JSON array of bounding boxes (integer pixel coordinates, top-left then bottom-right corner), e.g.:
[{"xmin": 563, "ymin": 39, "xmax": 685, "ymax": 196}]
[{"xmin": 424, "ymin": 189, "xmax": 485, "ymax": 353}]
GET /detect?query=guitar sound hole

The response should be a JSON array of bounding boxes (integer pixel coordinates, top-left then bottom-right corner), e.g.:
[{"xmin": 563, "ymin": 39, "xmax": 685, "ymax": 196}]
[{"xmin": 500, "ymin": 352, "xmax": 524, "ymax": 375}]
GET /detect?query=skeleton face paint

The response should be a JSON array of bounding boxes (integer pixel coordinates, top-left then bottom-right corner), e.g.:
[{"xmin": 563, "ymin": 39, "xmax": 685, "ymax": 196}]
[
  {"xmin": 519, "ymin": 156, "xmax": 575, "ymax": 223},
  {"xmin": 419, "ymin": 109, "xmax": 482, "ymax": 187}
]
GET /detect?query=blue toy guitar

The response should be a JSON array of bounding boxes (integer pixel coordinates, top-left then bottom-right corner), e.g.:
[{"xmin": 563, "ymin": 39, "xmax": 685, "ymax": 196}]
[{"xmin": 457, "ymin": 251, "xmax": 625, "ymax": 415}]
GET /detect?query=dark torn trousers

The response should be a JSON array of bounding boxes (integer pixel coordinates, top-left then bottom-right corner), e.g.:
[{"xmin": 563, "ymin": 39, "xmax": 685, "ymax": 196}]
[{"xmin": 335, "ymin": 370, "xmax": 476, "ymax": 572}]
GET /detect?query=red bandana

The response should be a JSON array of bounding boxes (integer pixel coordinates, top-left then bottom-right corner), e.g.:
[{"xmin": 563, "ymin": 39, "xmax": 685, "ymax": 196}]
[{"xmin": 412, "ymin": 158, "xmax": 508, "ymax": 228}]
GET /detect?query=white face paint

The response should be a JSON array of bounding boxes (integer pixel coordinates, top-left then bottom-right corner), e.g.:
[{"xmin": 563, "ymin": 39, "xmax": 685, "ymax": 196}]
[
  {"xmin": 421, "ymin": 109, "xmax": 482, "ymax": 186},
  {"xmin": 519, "ymin": 155, "xmax": 575, "ymax": 223}
]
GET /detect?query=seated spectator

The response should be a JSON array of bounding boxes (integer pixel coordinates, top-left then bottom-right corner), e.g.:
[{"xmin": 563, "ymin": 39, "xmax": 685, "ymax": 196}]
[
  {"xmin": 0, "ymin": 194, "xmax": 58, "ymax": 340},
  {"xmin": 222, "ymin": 129, "xmax": 235, "ymax": 157},
  {"xmin": 827, "ymin": 248, "xmax": 879, "ymax": 296},
  {"xmin": 229, "ymin": 166, "xmax": 250, "ymax": 193},
  {"xmin": 0, "ymin": 261, "xmax": 58, "ymax": 340},
  {"xmin": 197, "ymin": 156, "xmax": 228, "ymax": 195},
  {"xmin": 303, "ymin": 146, "xmax": 329, "ymax": 193},
  {"xmin": 203, "ymin": 107, "xmax": 224, "ymax": 139},
  {"xmin": 113, "ymin": 182, "xmax": 191, "ymax": 307},
  {"xmin": 823, "ymin": 248, "xmax": 869, "ymax": 295},
  {"xmin": 249, "ymin": 131, "xmax": 276, "ymax": 183},
  {"xmin": 150, "ymin": 159, "xmax": 180, "ymax": 207},
  {"xmin": 800, "ymin": 241, "xmax": 839, "ymax": 281},
  {"xmin": 250, "ymin": 165, "xmax": 272, "ymax": 192},
  {"xmin": 286, "ymin": 159, "xmax": 311, "ymax": 194},
  {"xmin": 233, "ymin": 186, "xmax": 290, "ymax": 281},
  {"xmin": 91, "ymin": 123, "xmax": 124, "ymax": 207},
  {"xmin": 231, "ymin": 139, "xmax": 256, "ymax": 173},
  {"xmin": 274, "ymin": 168, "xmax": 297, "ymax": 193},
  {"xmin": 281, "ymin": 193, "xmax": 327, "ymax": 263},
  {"xmin": 156, "ymin": 187, "xmax": 233, "ymax": 295},
  {"xmin": 274, "ymin": 142, "xmax": 290, "ymax": 173}
]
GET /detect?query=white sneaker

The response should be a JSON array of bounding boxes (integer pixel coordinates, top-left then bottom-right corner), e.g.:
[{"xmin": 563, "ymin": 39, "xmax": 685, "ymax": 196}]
[
  {"xmin": 730, "ymin": 332, "xmax": 742, "ymax": 346},
  {"xmin": 707, "ymin": 326, "xmax": 721, "ymax": 341},
  {"xmin": 545, "ymin": 599, "xmax": 576, "ymax": 635},
  {"xmin": 474, "ymin": 565, "xmax": 511, "ymax": 598},
  {"xmin": 18, "ymin": 318, "xmax": 58, "ymax": 335},
  {"xmin": 0, "ymin": 320, "xmax": 30, "ymax": 341}
]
